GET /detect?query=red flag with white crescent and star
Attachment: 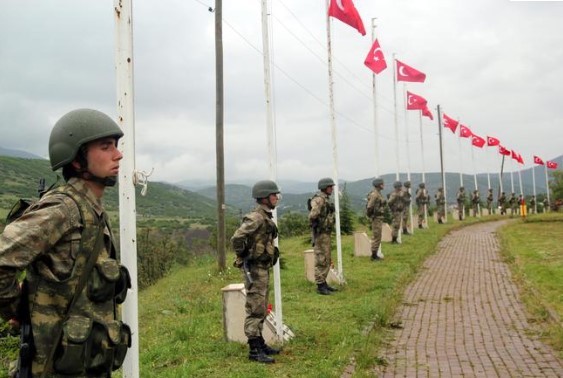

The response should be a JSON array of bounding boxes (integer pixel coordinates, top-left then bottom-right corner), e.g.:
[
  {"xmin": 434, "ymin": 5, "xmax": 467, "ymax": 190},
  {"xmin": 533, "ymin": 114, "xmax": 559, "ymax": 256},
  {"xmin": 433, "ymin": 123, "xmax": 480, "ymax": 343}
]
[
  {"xmin": 547, "ymin": 161, "xmax": 558, "ymax": 169},
  {"xmin": 443, "ymin": 113, "xmax": 458, "ymax": 133},
  {"xmin": 486, "ymin": 136, "xmax": 500, "ymax": 147},
  {"xmin": 328, "ymin": 0, "xmax": 366, "ymax": 36},
  {"xmin": 406, "ymin": 91, "xmax": 428, "ymax": 110},
  {"xmin": 499, "ymin": 145, "xmax": 511, "ymax": 156},
  {"xmin": 422, "ymin": 106, "xmax": 434, "ymax": 120},
  {"xmin": 472, "ymin": 135, "xmax": 486, "ymax": 148},
  {"xmin": 396, "ymin": 60, "xmax": 426, "ymax": 83},
  {"xmin": 364, "ymin": 39, "xmax": 387, "ymax": 74},
  {"xmin": 459, "ymin": 125, "xmax": 473, "ymax": 138},
  {"xmin": 533, "ymin": 156, "xmax": 544, "ymax": 165}
]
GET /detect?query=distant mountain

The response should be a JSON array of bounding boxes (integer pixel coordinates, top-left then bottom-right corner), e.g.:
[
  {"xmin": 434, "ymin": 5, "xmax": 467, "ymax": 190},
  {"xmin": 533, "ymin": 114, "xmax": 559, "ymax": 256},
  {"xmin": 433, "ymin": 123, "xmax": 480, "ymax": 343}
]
[{"xmin": 0, "ymin": 146, "xmax": 45, "ymax": 160}]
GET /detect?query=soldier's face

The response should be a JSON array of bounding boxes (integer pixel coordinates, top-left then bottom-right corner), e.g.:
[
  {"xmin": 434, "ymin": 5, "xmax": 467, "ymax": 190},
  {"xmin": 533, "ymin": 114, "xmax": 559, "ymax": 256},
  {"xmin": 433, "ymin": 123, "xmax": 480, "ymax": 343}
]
[
  {"xmin": 326, "ymin": 185, "xmax": 334, "ymax": 196},
  {"xmin": 86, "ymin": 137, "xmax": 123, "ymax": 178}
]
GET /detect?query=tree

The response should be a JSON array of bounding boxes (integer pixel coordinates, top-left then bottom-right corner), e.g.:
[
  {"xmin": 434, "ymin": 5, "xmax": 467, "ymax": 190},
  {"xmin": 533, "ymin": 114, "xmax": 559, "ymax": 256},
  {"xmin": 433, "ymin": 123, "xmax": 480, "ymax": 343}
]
[
  {"xmin": 339, "ymin": 184, "xmax": 354, "ymax": 235},
  {"xmin": 549, "ymin": 170, "xmax": 563, "ymax": 208}
]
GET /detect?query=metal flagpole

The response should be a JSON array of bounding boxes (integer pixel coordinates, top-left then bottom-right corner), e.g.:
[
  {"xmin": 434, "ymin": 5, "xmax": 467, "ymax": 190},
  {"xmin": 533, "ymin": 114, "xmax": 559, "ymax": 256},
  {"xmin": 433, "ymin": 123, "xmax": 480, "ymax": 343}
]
[
  {"xmin": 260, "ymin": 0, "xmax": 283, "ymax": 339},
  {"xmin": 518, "ymin": 167, "xmax": 523, "ymax": 196},
  {"xmin": 544, "ymin": 164, "xmax": 551, "ymax": 211},
  {"xmin": 325, "ymin": 0, "xmax": 344, "ymax": 282},
  {"xmin": 471, "ymin": 146, "xmax": 480, "ymax": 216},
  {"xmin": 114, "ymin": 1, "xmax": 139, "ymax": 376},
  {"xmin": 436, "ymin": 105, "xmax": 447, "ymax": 223},
  {"xmin": 458, "ymin": 120, "xmax": 463, "ymax": 187},
  {"xmin": 393, "ymin": 55, "xmax": 400, "ymax": 180},
  {"xmin": 418, "ymin": 112, "xmax": 428, "ymax": 227},
  {"xmin": 402, "ymin": 84, "xmax": 414, "ymax": 234},
  {"xmin": 510, "ymin": 160, "xmax": 515, "ymax": 193},
  {"xmin": 498, "ymin": 152, "xmax": 504, "ymax": 194},
  {"xmin": 532, "ymin": 162, "xmax": 537, "ymax": 213}
]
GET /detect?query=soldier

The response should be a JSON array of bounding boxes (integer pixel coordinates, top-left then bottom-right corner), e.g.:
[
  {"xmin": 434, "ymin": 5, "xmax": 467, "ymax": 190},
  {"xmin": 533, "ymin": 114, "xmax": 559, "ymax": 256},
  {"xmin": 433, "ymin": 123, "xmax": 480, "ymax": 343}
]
[
  {"xmin": 486, "ymin": 188, "xmax": 494, "ymax": 214},
  {"xmin": 509, "ymin": 192, "xmax": 517, "ymax": 216},
  {"xmin": 499, "ymin": 191, "xmax": 507, "ymax": 215},
  {"xmin": 388, "ymin": 181, "xmax": 404, "ymax": 244},
  {"xmin": 456, "ymin": 186, "xmax": 466, "ymax": 220},
  {"xmin": 401, "ymin": 181, "xmax": 412, "ymax": 234},
  {"xmin": 435, "ymin": 187, "xmax": 446, "ymax": 224},
  {"xmin": 231, "ymin": 180, "xmax": 281, "ymax": 363},
  {"xmin": 543, "ymin": 197, "xmax": 549, "ymax": 213},
  {"xmin": 471, "ymin": 189, "xmax": 480, "ymax": 217},
  {"xmin": 366, "ymin": 178, "xmax": 387, "ymax": 261},
  {"xmin": 308, "ymin": 178, "xmax": 337, "ymax": 295},
  {"xmin": 530, "ymin": 195, "xmax": 536, "ymax": 214},
  {"xmin": 415, "ymin": 182, "xmax": 429, "ymax": 229},
  {"xmin": 0, "ymin": 109, "xmax": 132, "ymax": 377}
]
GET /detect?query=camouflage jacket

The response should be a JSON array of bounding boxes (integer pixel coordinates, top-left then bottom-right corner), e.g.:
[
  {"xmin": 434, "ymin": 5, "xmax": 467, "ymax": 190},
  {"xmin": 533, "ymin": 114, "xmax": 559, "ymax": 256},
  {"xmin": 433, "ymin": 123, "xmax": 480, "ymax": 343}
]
[
  {"xmin": 366, "ymin": 188, "xmax": 387, "ymax": 219},
  {"xmin": 435, "ymin": 191, "xmax": 445, "ymax": 206},
  {"xmin": 415, "ymin": 188, "xmax": 429, "ymax": 206},
  {"xmin": 456, "ymin": 191, "xmax": 466, "ymax": 203},
  {"xmin": 0, "ymin": 178, "xmax": 130, "ymax": 377},
  {"xmin": 231, "ymin": 204, "xmax": 278, "ymax": 267},
  {"xmin": 308, "ymin": 191, "xmax": 335, "ymax": 233},
  {"xmin": 388, "ymin": 190, "xmax": 404, "ymax": 212}
]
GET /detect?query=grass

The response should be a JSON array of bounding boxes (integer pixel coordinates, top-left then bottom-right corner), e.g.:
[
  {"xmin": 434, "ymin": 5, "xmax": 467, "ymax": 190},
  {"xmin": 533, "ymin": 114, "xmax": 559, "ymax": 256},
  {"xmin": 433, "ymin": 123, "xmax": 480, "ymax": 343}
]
[{"xmin": 497, "ymin": 212, "xmax": 563, "ymax": 357}]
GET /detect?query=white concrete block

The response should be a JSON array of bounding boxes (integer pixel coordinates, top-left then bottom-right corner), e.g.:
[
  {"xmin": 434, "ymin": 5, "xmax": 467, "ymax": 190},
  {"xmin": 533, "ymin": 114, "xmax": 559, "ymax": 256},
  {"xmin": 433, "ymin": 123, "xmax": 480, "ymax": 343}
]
[
  {"xmin": 382, "ymin": 223, "xmax": 392, "ymax": 242},
  {"xmin": 354, "ymin": 232, "xmax": 371, "ymax": 257},
  {"xmin": 304, "ymin": 249, "xmax": 315, "ymax": 283}
]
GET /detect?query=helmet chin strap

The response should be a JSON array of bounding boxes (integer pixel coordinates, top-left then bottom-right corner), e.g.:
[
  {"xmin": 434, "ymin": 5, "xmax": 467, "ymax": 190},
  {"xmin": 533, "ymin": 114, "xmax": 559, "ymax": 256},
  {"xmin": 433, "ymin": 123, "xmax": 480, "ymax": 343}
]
[{"xmin": 82, "ymin": 171, "xmax": 118, "ymax": 187}]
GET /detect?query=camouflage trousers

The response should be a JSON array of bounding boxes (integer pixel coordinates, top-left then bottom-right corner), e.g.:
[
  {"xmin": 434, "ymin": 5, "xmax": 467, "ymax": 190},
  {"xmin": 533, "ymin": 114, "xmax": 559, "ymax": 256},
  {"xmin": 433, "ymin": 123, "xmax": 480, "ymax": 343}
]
[
  {"xmin": 401, "ymin": 207, "xmax": 410, "ymax": 230},
  {"xmin": 314, "ymin": 232, "xmax": 332, "ymax": 284},
  {"xmin": 472, "ymin": 204, "xmax": 479, "ymax": 217},
  {"xmin": 244, "ymin": 263, "xmax": 270, "ymax": 338},
  {"xmin": 391, "ymin": 211, "xmax": 403, "ymax": 238},
  {"xmin": 417, "ymin": 205, "xmax": 425, "ymax": 226},
  {"xmin": 457, "ymin": 203, "xmax": 465, "ymax": 220},
  {"xmin": 436, "ymin": 204, "xmax": 445, "ymax": 221},
  {"xmin": 370, "ymin": 217, "xmax": 383, "ymax": 256}
]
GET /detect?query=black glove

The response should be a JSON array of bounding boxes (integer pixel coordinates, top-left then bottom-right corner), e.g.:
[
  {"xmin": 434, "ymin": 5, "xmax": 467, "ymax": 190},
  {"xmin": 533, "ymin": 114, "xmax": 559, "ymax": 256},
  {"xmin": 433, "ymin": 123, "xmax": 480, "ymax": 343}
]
[{"xmin": 272, "ymin": 247, "xmax": 280, "ymax": 266}]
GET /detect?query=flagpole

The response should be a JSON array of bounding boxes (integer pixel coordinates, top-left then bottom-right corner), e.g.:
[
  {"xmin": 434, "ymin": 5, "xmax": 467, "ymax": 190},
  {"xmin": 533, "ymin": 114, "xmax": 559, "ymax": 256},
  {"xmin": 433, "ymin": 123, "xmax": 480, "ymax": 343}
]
[
  {"xmin": 486, "ymin": 148, "xmax": 491, "ymax": 190},
  {"xmin": 532, "ymin": 162, "xmax": 537, "ymax": 213},
  {"xmin": 418, "ymin": 112, "xmax": 428, "ymax": 227},
  {"xmin": 326, "ymin": 0, "xmax": 344, "ymax": 282},
  {"xmin": 436, "ymin": 105, "xmax": 447, "ymax": 223},
  {"xmin": 544, "ymin": 164, "xmax": 550, "ymax": 211},
  {"xmin": 402, "ymin": 84, "xmax": 414, "ymax": 234},
  {"xmin": 457, "ymin": 119, "xmax": 463, "ymax": 187},
  {"xmin": 471, "ymin": 145, "xmax": 480, "ymax": 216},
  {"xmin": 393, "ymin": 55, "xmax": 400, "ymax": 180},
  {"xmin": 370, "ymin": 18, "xmax": 379, "ymax": 178},
  {"xmin": 260, "ymin": 0, "xmax": 284, "ymax": 339},
  {"xmin": 498, "ymin": 152, "xmax": 504, "ymax": 194},
  {"xmin": 114, "ymin": 1, "xmax": 139, "ymax": 376},
  {"xmin": 510, "ymin": 160, "xmax": 515, "ymax": 193},
  {"xmin": 518, "ymin": 167, "xmax": 523, "ymax": 196}
]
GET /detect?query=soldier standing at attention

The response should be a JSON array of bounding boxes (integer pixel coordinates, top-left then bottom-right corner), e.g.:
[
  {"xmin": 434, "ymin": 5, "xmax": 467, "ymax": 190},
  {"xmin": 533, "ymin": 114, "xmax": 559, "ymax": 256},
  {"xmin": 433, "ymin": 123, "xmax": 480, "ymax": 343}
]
[
  {"xmin": 435, "ymin": 187, "xmax": 446, "ymax": 224},
  {"xmin": 543, "ymin": 197, "xmax": 549, "ymax": 213},
  {"xmin": 401, "ymin": 181, "xmax": 412, "ymax": 235},
  {"xmin": 388, "ymin": 181, "xmax": 404, "ymax": 244},
  {"xmin": 509, "ymin": 192, "xmax": 517, "ymax": 216},
  {"xmin": 486, "ymin": 188, "xmax": 494, "ymax": 214},
  {"xmin": 366, "ymin": 178, "xmax": 387, "ymax": 261},
  {"xmin": 456, "ymin": 186, "xmax": 466, "ymax": 220},
  {"xmin": 308, "ymin": 178, "xmax": 337, "ymax": 295},
  {"xmin": 499, "ymin": 191, "xmax": 507, "ymax": 215},
  {"xmin": 231, "ymin": 180, "xmax": 281, "ymax": 363},
  {"xmin": 530, "ymin": 195, "xmax": 536, "ymax": 214},
  {"xmin": 0, "ymin": 109, "xmax": 131, "ymax": 377},
  {"xmin": 415, "ymin": 183, "xmax": 429, "ymax": 229},
  {"xmin": 471, "ymin": 189, "xmax": 480, "ymax": 217}
]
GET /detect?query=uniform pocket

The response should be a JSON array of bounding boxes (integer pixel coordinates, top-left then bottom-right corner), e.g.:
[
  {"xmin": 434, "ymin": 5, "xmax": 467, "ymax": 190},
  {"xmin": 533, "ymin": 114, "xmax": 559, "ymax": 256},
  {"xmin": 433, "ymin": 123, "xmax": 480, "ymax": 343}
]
[
  {"xmin": 85, "ymin": 320, "xmax": 131, "ymax": 373},
  {"xmin": 54, "ymin": 315, "xmax": 93, "ymax": 375},
  {"xmin": 87, "ymin": 259, "xmax": 120, "ymax": 302},
  {"xmin": 114, "ymin": 265, "xmax": 131, "ymax": 304}
]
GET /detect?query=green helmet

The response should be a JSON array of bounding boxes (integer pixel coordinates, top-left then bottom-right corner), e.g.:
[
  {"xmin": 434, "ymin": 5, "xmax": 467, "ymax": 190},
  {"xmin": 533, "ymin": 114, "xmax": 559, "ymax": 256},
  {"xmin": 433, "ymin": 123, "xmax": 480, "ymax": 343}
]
[
  {"xmin": 393, "ymin": 181, "xmax": 402, "ymax": 189},
  {"xmin": 419, "ymin": 182, "xmax": 425, "ymax": 188},
  {"xmin": 49, "ymin": 109, "xmax": 124, "ymax": 171},
  {"xmin": 318, "ymin": 177, "xmax": 335, "ymax": 190},
  {"xmin": 252, "ymin": 180, "xmax": 280, "ymax": 199},
  {"xmin": 372, "ymin": 178, "xmax": 384, "ymax": 187},
  {"xmin": 404, "ymin": 181, "xmax": 411, "ymax": 188}
]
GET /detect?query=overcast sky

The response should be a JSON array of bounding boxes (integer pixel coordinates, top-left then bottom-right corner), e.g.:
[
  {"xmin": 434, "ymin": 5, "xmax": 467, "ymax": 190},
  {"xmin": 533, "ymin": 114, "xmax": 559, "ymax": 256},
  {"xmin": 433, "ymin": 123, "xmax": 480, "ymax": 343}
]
[{"xmin": 1, "ymin": 0, "xmax": 562, "ymax": 186}]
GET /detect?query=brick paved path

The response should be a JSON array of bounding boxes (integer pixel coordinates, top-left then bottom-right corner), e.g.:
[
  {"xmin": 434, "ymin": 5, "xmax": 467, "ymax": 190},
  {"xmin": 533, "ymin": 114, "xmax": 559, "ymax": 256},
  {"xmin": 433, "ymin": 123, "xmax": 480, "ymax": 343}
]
[{"xmin": 375, "ymin": 221, "xmax": 563, "ymax": 377}]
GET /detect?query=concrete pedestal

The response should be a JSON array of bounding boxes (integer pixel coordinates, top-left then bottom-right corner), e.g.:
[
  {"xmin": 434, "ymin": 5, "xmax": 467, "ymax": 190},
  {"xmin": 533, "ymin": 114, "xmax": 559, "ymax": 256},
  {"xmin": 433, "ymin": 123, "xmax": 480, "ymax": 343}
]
[
  {"xmin": 382, "ymin": 223, "xmax": 392, "ymax": 242},
  {"xmin": 354, "ymin": 232, "xmax": 371, "ymax": 257}
]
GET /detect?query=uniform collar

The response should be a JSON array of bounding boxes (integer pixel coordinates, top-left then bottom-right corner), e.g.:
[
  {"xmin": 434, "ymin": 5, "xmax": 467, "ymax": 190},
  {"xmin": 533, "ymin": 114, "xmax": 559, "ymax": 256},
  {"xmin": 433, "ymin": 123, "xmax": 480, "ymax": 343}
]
[{"xmin": 67, "ymin": 177, "xmax": 105, "ymax": 216}]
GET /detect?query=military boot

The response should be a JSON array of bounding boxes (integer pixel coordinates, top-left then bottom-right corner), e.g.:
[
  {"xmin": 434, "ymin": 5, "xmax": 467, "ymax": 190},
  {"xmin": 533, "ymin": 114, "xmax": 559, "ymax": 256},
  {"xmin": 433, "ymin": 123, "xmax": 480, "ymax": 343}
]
[
  {"xmin": 248, "ymin": 337, "xmax": 275, "ymax": 363},
  {"xmin": 391, "ymin": 236, "xmax": 399, "ymax": 244},
  {"xmin": 324, "ymin": 282, "xmax": 338, "ymax": 292},
  {"xmin": 259, "ymin": 336, "xmax": 280, "ymax": 355},
  {"xmin": 317, "ymin": 283, "xmax": 331, "ymax": 295}
]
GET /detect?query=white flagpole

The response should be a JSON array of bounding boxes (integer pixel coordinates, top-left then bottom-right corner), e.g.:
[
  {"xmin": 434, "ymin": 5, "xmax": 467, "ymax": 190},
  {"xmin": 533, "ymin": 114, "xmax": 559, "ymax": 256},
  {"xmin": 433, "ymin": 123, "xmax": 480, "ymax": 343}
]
[
  {"xmin": 544, "ymin": 164, "xmax": 551, "ymax": 211},
  {"xmin": 471, "ymin": 145, "xmax": 480, "ymax": 216},
  {"xmin": 518, "ymin": 166, "xmax": 523, "ymax": 196},
  {"xmin": 260, "ymin": 0, "xmax": 283, "ymax": 339},
  {"xmin": 325, "ymin": 1, "xmax": 344, "ymax": 282},
  {"xmin": 402, "ymin": 84, "xmax": 414, "ymax": 234},
  {"xmin": 393, "ymin": 55, "xmax": 400, "ymax": 180},
  {"xmin": 418, "ymin": 112, "xmax": 428, "ymax": 227},
  {"xmin": 498, "ymin": 152, "xmax": 504, "ymax": 194},
  {"xmin": 510, "ymin": 160, "xmax": 515, "ymax": 193},
  {"xmin": 436, "ymin": 105, "xmax": 447, "ymax": 223},
  {"xmin": 114, "ymin": 1, "xmax": 139, "ymax": 376},
  {"xmin": 532, "ymin": 163, "xmax": 537, "ymax": 213},
  {"xmin": 457, "ymin": 121, "xmax": 464, "ymax": 187}
]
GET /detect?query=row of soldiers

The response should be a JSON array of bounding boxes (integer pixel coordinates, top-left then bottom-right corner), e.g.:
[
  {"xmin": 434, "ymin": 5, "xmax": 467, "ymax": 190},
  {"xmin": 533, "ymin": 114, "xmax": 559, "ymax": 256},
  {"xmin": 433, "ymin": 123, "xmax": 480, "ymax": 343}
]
[{"xmin": 455, "ymin": 187, "xmax": 544, "ymax": 219}]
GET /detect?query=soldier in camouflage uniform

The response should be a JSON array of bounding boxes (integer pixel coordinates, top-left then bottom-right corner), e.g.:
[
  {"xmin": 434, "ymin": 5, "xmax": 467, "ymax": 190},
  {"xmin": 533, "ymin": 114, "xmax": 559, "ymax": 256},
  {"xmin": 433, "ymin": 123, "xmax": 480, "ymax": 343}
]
[
  {"xmin": 231, "ymin": 180, "xmax": 281, "ymax": 363},
  {"xmin": 486, "ymin": 188, "xmax": 494, "ymax": 214},
  {"xmin": 471, "ymin": 189, "xmax": 480, "ymax": 217},
  {"xmin": 530, "ymin": 195, "xmax": 536, "ymax": 214},
  {"xmin": 415, "ymin": 183, "xmax": 429, "ymax": 229},
  {"xmin": 456, "ymin": 186, "xmax": 466, "ymax": 220},
  {"xmin": 308, "ymin": 178, "xmax": 336, "ymax": 295},
  {"xmin": 366, "ymin": 178, "xmax": 387, "ymax": 261},
  {"xmin": 435, "ymin": 187, "xmax": 446, "ymax": 224},
  {"xmin": 499, "ymin": 191, "xmax": 507, "ymax": 215},
  {"xmin": 388, "ymin": 181, "xmax": 404, "ymax": 244},
  {"xmin": 509, "ymin": 192, "xmax": 517, "ymax": 216},
  {"xmin": 401, "ymin": 181, "xmax": 412, "ymax": 235},
  {"xmin": 0, "ymin": 109, "xmax": 131, "ymax": 377}
]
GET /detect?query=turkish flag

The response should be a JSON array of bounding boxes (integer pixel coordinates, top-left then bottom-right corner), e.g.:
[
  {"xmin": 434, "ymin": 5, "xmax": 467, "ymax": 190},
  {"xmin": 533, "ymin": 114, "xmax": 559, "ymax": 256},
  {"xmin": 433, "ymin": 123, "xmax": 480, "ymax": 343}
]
[
  {"xmin": 396, "ymin": 60, "xmax": 426, "ymax": 83},
  {"xmin": 406, "ymin": 91, "xmax": 427, "ymax": 110},
  {"xmin": 422, "ymin": 106, "xmax": 434, "ymax": 120},
  {"xmin": 499, "ymin": 145, "xmax": 511, "ymax": 156},
  {"xmin": 487, "ymin": 136, "xmax": 500, "ymax": 147},
  {"xmin": 533, "ymin": 155, "xmax": 544, "ymax": 165},
  {"xmin": 328, "ymin": 0, "xmax": 366, "ymax": 36},
  {"xmin": 459, "ymin": 125, "xmax": 472, "ymax": 138},
  {"xmin": 472, "ymin": 135, "xmax": 486, "ymax": 148},
  {"xmin": 364, "ymin": 39, "xmax": 387, "ymax": 74},
  {"xmin": 511, "ymin": 150, "xmax": 524, "ymax": 164},
  {"xmin": 443, "ymin": 113, "xmax": 458, "ymax": 133},
  {"xmin": 547, "ymin": 161, "xmax": 558, "ymax": 169}
]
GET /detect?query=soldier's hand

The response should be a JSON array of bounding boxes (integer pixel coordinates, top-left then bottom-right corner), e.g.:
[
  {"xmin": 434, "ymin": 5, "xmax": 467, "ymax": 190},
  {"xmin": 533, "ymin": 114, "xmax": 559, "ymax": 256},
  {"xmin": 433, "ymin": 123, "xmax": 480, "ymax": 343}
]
[{"xmin": 8, "ymin": 318, "xmax": 20, "ymax": 330}]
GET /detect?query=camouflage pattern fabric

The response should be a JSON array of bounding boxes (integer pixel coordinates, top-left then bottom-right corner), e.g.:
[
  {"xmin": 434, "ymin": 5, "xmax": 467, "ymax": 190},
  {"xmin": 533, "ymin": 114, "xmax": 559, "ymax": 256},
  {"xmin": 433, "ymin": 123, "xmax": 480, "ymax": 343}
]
[
  {"xmin": 456, "ymin": 190, "xmax": 466, "ymax": 220},
  {"xmin": 230, "ymin": 205, "xmax": 278, "ymax": 338},
  {"xmin": 388, "ymin": 190, "xmax": 404, "ymax": 238},
  {"xmin": 314, "ymin": 233, "xmax": 332, "ymax": 284},
  {"xmin": 401, "ymin": 188, "xmax": 411, "ymax": 229},
  {"xmin": 366, "ymin": 188, "xmax": 386, "ymax": 254},
  {"xmin": 308, "ymin": 192, "xmax": 334, "ymax": 284},
  {"xmin": 435, "ymin": 190, "xmax": 446, "ymax": 221},
  {"xmin": 415, "ymin": 188, "xmax": 428, "ymax": 226},
  {"xmin": 487, "ymin": 192, "xmax": 494, "ymax": 213}
]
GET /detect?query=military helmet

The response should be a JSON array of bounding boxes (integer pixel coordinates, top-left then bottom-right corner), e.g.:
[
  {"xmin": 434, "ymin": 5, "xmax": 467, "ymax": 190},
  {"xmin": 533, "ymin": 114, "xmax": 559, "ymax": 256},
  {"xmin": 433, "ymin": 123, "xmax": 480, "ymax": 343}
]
[
  {"xmin": 318, "ymin": 177, "xmax": 335, "ymax": 190},
  {"xmin": 438, "ymin": 187, "xmax": 443, "ymax": 191},
  {"xmin": 404, "ymin": 181, "xmax": 411, "ymax": 188},
  {"xmin": 252, "ymin": 180, "xmax": 280, "ymax": 199},
  {"xmin": 372, "ymin": 178, "xmax": 384, "ymax": 187},
  {"xmin": 460, "ymin": 186, "xmax": 465, "ymax": 190},
  {"xmin": 49, "ymin": 109, "xmax": 124, "ymax": 171},
  {"xmin": 393, "ymin": 181, "xmax": 402, "ymax": 189},
  {"xmin": 419, "ymin": 183, "xmax": 425, "ymax": 188}
]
